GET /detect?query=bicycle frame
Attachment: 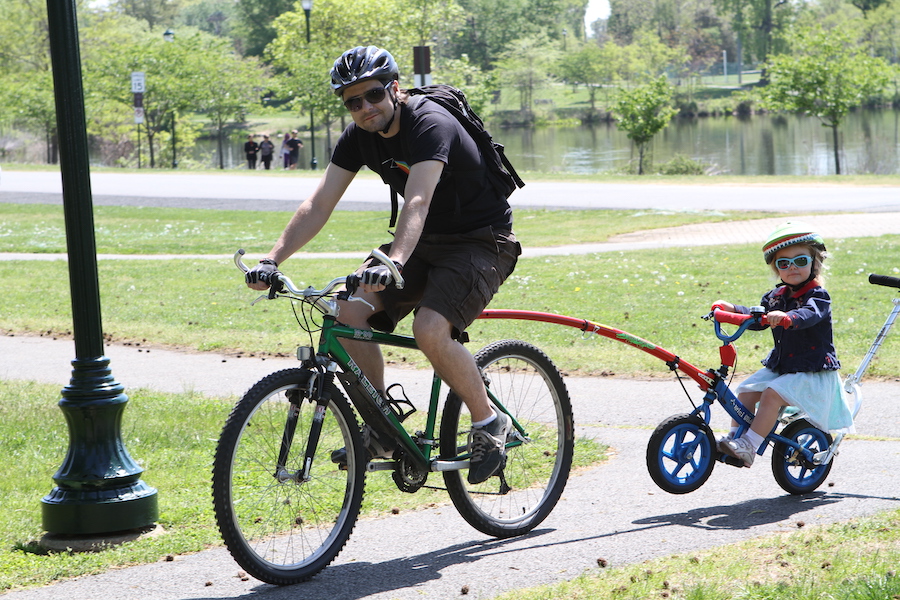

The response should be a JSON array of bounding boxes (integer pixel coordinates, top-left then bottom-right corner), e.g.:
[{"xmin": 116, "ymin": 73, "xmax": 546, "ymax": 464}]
[{"xmin": 310, "ymin": 314, "xmax": 526, "ymax": 473}]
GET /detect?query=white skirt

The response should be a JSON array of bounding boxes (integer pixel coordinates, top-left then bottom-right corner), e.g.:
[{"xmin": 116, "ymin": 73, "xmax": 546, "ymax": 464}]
[{"xmin": 735, "ymin": 367, "xmax": 855, "ymax": 434}]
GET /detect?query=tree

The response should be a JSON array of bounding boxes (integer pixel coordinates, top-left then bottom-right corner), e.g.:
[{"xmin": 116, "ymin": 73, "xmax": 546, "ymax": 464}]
[
  {"xmin": 232, "ymin": 0, "xmax": 294, "ymax": 57},
  {"xmin": 191, "ymin": 39, "xmax": 268, "ymax": 168},
  {"xmin": 0, "ymin": 71, "xmax": 57, "ymax": 162},
  {"xmin": 715, "ymin": 0, "xmax": 798, "ymax": 81},
  {"xmin": 267, "ymin": 0, "xmax": 462, "ymax": 157},
  {"xmin": 0, "ymin": 0, "xmax": 52, "ymax": 74},
  {"xmin": 556, "ymin": 41, "xmax": 628, "ymax": 113},
  {"xmin": 83, "ymin": 25, "xmax": 267, "ymax": 168},
  {"xmin": 612, "ymin": 76, "xmax": 676, "ymax": 174},
  {"xmin": 452, "ymin": 0, "xmax": 581, "ymax": 71},
  {"xmin": 760, "ymin": 26, "xmax": 889, "ymax": 175},
  {"xmin": 112, "ymin": 0, "xmax": 181, "ymax": 30},
  {"xmin": 493, "ymin": 34, "xmax": 559, "ymax": 114},
  {"xmin": 850, "ymin": 0, "xmax": 889, "ymax": 19}
]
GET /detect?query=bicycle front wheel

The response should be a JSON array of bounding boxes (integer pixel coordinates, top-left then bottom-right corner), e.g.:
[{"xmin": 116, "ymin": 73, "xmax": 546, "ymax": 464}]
[
  {"xmin": 212, "ymin": 369, "xmax": 365, "ymax": 585},
  {"xmin": 440, "ymin": 340, "xmax": 574, "ymax": 538}
]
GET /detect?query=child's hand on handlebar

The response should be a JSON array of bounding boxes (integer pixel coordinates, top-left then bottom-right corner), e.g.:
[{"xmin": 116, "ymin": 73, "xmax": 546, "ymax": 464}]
[
  {"xmin": 711, "ymin": 300, "xmax": 735, "ymax": 313},
  {"xmin": 765, "ymin": 310, "xmax": 792, "ymax": 328}
]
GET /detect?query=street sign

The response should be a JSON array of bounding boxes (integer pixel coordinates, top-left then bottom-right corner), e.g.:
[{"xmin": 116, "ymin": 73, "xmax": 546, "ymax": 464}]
[
  {"xmin": 130, "ymin": 71, "xmax": 145, "ymax": 93},
  {"xmin": 134, "ymin": 107, "xmax": 144, "ymax": 124}
]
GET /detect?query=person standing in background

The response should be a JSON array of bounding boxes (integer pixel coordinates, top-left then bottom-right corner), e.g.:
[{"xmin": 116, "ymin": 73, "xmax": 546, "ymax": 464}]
[
  {"xmin": 287, "ymin": 129, "xmax": 304, "ymax": 170},
  {"xmin": 259, "ymin": 134, "xmax": 275, "ymax": 170},
  {"xmin": 244, "ymin": 134, "xmax": 259, "ymax": 170},
  {"xmin": 280, "ymin": 132, "xmax": 292, "ymax": 169}
]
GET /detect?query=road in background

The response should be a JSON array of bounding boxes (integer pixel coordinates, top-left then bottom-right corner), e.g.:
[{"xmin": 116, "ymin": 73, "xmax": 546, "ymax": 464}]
[{"xmin": 2, "ymin": 170, "xmax": 900, "ymax": 213}]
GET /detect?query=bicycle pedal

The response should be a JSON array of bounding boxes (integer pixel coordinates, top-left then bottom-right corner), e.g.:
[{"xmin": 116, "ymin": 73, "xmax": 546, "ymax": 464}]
[
  {"xmin": 385, "ymin": 383, "xmax": 417, "ymax": 422},
  {"xmin": 718, "ymin": 452, "xmax": 746, "ymax": 468}
]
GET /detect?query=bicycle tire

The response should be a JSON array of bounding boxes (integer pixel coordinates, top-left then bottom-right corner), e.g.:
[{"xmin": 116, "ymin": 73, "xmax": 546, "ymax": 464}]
[
  {"xmin": 771, "ymin": 419, "xmax": 833, "ymax": 495},
  {"xmin": 646, "ymin": 413, "xmax": 716, "ymax": 494},
  {"xmin": 440, "ymin": 340, "xmax": 574, "ymax": 538},
  {"xmin": 212, "ymin": 369, "xmax": 365, "ymax": 585}
]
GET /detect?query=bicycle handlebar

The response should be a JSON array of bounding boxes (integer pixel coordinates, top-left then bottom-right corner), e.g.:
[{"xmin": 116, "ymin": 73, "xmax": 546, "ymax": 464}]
[
  {"xmin": 869, "ymin": 273, "xmax": 900, "ymax": 289},
  {"xmin": 709, "ymin": 308, "xmax": 769, "ymax": 345},
  {"xmin": 234, "ymin": 248, "xmax": 405, "ymax": 299},
  {"xmin": 713, "ymin": 308, "xmax": 770, "ymax": 327}
]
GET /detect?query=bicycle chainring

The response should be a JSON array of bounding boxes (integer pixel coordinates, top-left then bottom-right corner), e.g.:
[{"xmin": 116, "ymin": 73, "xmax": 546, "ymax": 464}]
[{"xmin": 391, "ymin": 456, "xmax": 428, "ymax": 493}]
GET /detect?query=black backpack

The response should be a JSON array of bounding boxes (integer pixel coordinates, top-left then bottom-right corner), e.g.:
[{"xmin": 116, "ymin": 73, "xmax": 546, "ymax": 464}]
[{"xmin": 388, "ymin": 84, "xmax": 525, "ymax": 227}]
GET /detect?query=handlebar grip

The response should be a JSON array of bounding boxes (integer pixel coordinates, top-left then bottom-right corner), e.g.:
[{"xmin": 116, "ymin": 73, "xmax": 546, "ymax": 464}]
[
  {"xmin": 868, "ymin": 273, "xmax": 900, "ymax": 289},
  {"xmin": 713, "ymin": 309, "xmax": 769, "ymax": 327},
  {"xmin": 713, "ymin": 309, "xmax": 752, "ymax": 326},
  {"xmin": 234, "ymin": 248, "xmax": 249, "ymax": 273}
]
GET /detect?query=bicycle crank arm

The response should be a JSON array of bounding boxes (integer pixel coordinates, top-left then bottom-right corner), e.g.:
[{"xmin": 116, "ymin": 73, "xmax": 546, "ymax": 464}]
[{"xmin": 430, "ymin": 460, "xmax": 469, "ymax": 472}]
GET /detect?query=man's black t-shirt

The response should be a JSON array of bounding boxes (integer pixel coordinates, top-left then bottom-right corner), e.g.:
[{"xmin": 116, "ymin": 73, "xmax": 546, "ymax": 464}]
[{"xmin": 330, "ymin": 97, "xmax": 513, "ymax": 235}]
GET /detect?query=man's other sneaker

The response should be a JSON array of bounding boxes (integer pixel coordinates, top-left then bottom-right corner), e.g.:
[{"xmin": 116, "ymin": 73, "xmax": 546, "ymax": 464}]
[
  {"xmin": 720, "ymin": 435, "xmax": 756, "ymax": 467},
  {"xmin": 467, "ymin": 412, "xmax": 512, "ymax": 484},
  {"xmin": 330, "ymin": 425, "xmax": 394, "ymax": 466}
]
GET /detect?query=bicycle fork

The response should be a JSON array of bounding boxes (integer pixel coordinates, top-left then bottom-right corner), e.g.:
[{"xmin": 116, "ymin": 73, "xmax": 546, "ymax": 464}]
[{"xmin": 274, "ymin": 369, "xmax": 330, "ymax": 484}]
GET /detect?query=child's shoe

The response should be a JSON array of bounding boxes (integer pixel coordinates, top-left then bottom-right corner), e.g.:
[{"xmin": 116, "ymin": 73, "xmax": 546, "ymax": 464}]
[{"xmin": 720, "ymin": 436, "xmax": 756, "ymax": 467}]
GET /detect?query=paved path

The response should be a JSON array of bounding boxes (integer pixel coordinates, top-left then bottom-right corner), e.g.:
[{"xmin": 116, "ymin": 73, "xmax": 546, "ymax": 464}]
[
  {"xmin": 1, "ymin": 334, "xmax": 899, "ymax": 600},
  {"xmin": 2, "ymin": 170, "xmax": 900, "ymax": 212}
]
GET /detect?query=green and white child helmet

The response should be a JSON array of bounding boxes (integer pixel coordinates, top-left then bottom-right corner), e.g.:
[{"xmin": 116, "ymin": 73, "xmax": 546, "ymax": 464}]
[{"xmin": 762, "ymin": 221, "xmax": 826, "ymax": 264}]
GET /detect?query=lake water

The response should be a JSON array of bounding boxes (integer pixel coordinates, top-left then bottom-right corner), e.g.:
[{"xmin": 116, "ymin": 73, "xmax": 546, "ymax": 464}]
[{"xmin": 194, "ymin": 109, "xmax": 900, "ymax": 176}]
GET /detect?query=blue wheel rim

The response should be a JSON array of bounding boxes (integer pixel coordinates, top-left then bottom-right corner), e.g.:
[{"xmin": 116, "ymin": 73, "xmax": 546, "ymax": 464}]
[
  {"xmin": 658, "ymin": 423, "xmax": 713, "ymax": 487},
  {"xmin": 780, "ymin": 427, "xmax": 829, "ymax": 486}
]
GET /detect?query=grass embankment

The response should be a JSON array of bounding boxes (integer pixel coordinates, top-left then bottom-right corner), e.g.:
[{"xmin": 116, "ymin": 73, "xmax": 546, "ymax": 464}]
[{"xmin": 1, "ymin": 203, "xmax": 899, "ymax": 596}]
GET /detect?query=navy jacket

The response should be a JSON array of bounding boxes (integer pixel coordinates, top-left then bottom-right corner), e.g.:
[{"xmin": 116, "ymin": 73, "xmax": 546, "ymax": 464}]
[{"xmin": 734, "ymin": 280, "xmax": 841, "ymax": 374}]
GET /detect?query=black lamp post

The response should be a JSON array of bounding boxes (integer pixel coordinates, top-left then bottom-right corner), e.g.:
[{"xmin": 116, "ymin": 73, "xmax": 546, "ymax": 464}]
[
  {"xmin": 163, "ymin": 28, "xmax": 177, "ymax": 169},
  {"xmin": 42, "ymin": 0, "xmax": 157, "ymax": 540},
  {"xmin": 302, "ymin": 0, "xmax": 317, "ymax": 170}
]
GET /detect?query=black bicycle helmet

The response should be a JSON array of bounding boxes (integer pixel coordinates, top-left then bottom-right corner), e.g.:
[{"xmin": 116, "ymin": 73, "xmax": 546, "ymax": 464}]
[{"xmin": 330, "ymin": 46, "xmax": 399, "ymax": 96}]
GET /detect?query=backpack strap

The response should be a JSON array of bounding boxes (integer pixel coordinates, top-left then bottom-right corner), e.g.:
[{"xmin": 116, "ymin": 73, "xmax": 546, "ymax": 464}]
[{"xmin": 389, "ymin": 188, "xmax": 399, "ymax": 230}]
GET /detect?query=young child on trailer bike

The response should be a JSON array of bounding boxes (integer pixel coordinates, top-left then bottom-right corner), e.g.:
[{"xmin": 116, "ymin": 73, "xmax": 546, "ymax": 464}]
[
  {"xmin": 244, "ymin": 45, "xmax": 521, "ymax": 485},
  {"xmin": 712, "ymin": 222, "xmax": 855, "ymax": 467}
]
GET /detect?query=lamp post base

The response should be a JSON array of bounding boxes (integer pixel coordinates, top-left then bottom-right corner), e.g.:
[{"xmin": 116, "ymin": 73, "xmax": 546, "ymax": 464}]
[
  {"xmin": 41, "ymin": 481, "xmax": 159, "ymax": 535},
  {"xmin": 41, "ymin": 355, "xmax": 158, "ymax": 536}
]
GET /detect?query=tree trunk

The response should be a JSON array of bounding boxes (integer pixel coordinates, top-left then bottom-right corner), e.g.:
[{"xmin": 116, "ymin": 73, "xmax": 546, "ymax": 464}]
[
  {"xmin": 832, "ymin": 124, "xmax": 841, "ymax": 175},
  {"xmin": 217, "ymin": 122, "xmax": 225, "ymax": 170},
  {"xmin": 638, "ymin": 143, "xmax": 645, "ymax": 175}
]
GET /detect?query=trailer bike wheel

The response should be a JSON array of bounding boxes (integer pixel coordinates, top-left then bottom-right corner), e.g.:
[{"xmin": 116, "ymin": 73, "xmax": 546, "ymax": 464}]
[
  {"xmin": 440, "ymin": 340, "xmax": 574, "ymax": 538},
  {"xmin": 646, "ymin": 414, "xmax": 717, "ymax": 494},
  {"xmin": 212, "ymin": 369, "xmax": 365, "ymax": 585},
  {"xmin": 771, "ymin": 419, "xmax": 833, "ymax": 495}
]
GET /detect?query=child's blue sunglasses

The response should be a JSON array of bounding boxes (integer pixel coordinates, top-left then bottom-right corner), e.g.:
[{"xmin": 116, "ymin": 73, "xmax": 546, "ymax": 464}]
[{"xmin": 776, "ymin": 255, "xmax": 812, "ymax": 270}]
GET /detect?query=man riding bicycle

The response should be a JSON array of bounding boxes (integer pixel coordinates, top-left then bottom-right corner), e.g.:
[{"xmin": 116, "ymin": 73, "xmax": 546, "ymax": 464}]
[{"xmin": 245, "ymin": 45, "xmax": 521, "ymax": 484}]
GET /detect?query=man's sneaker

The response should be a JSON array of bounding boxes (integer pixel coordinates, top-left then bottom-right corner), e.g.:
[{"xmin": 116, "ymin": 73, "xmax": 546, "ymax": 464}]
[
  {"xmin": 467, "ymin": 412, "xmax": 512, "ymax": 484},
  {"xmin": 720, "ymin": 435, "xmax": 756, "ymax": 467},
  {"xmin": 330, "ymin": 425, "xmax": 395, "ymax": 466}
]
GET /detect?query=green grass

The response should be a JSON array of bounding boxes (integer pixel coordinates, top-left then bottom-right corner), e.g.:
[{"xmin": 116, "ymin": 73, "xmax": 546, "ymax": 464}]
[
  {"xmin": 0, "ymin": 204, "xmax": 788, "ymax": 254},
  {"xmin": 3, "ymin": 203, "xmax": 900, "ymax": 595},
  {"xmin": 0, "ymin": 378, "xmax": 607, "ymax": 592},
  {"xmin": 2, "ymin": 233, "xmax": 900, "ymax": 378},
  {"xmin": 494, "ymin": 510, "xmax": 900, "ymax": 600}
]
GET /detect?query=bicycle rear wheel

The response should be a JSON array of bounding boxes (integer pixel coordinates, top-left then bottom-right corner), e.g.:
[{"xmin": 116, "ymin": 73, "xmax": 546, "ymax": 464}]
[
  {"xmin": 440, "ymin": 340, "xmax": 574, "ymax": 538},
  {"xmin": 212, "ymin": 369, "xmax": 365, "ymax": 585},
  {"xmin": 771, "ymin": 419, "xmax": 833, "ymax": 495}
]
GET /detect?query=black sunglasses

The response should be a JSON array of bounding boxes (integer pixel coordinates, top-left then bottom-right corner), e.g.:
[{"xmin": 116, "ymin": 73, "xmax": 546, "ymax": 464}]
[{"xmin": 343, "ymin": 82, "xmax": 392, "ymax": 112}]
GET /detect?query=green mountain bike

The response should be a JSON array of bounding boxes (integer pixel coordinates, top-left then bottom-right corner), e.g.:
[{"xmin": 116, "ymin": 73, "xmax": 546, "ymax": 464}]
[{"xmin": 212, "ymin": 249, "xmax": 574, "ymax": 585}]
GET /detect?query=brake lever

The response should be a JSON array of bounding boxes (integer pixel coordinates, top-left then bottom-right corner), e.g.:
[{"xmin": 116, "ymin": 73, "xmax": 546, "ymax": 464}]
[{"xmin": 339, "ymin": 273, "xmax": 375, "ymax": 310}]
